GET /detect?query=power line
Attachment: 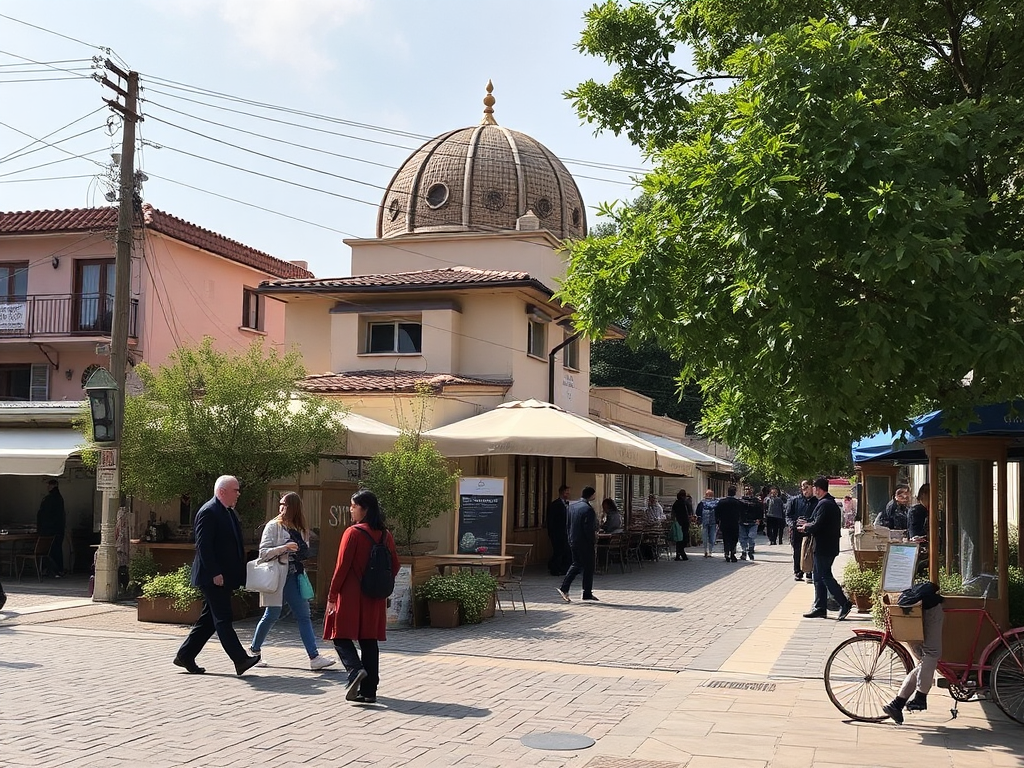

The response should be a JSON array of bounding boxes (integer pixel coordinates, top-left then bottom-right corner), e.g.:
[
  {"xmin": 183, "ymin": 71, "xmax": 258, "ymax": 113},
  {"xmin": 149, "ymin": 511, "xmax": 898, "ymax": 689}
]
[
  {"xmin": 0, "ymin": 120, "xmax": 108, "ymax": 169},
  {"xmin": 0, "ymin": 173, "xmax": 95, "ymax": 184},
  {"xmin": 1, "ymin": 111, "xmax": 107, "ymax": 163},
  {"xmin": 0, "ymin": 13, "xmax": 103, "ymax": 50}
]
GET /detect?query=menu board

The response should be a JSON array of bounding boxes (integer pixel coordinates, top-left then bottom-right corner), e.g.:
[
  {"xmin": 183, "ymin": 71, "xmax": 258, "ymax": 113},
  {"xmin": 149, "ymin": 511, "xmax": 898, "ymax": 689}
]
[
  {"xmin": 455, "ymin": 477, "xmax": 505, "ymax": 555},
  {"xmin": 882, "ymin": 542, "xmax": 920, "ymax": 592}
]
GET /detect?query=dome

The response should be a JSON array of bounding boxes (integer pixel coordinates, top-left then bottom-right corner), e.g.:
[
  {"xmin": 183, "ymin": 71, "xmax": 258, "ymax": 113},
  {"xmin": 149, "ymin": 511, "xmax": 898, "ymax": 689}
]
[{"xmin": 376, "ymin": 83, "xmax": 587, "ymax": 240}]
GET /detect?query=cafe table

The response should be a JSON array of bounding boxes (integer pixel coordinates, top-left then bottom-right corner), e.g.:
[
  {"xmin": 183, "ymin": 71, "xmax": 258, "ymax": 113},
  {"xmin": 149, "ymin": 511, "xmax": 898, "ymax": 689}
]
[{"xmin": 430, "ymin": 554, "xmax": 514, "ymax": 576}]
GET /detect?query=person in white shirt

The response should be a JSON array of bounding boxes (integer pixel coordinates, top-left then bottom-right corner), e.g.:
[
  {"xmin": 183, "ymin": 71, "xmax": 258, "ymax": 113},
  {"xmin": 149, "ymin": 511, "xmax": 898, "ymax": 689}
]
[{"xmin": 642, "ymin": 494, "xmax": 664, "ymax": 525}]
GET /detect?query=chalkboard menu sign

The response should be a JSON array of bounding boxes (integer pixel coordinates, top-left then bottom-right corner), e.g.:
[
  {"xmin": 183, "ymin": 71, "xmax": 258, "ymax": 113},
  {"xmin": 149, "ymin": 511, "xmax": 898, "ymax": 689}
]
[{"xmin": 455, "ymin": 477, "xmax": 505, "ymax": 555}]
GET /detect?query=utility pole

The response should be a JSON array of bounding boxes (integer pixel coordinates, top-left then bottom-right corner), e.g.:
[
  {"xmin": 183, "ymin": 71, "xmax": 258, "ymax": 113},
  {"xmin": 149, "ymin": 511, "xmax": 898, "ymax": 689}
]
[{"xmin": 93, "ymin": 61, "xmax": 141, "ymax": 602}]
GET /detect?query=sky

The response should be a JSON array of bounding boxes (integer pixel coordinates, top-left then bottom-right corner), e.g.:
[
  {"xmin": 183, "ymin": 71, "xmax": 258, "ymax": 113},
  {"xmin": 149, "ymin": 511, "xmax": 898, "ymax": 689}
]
[{"xmin": 0, "ymin": 0, "xmax": 649, "ymax": 278}]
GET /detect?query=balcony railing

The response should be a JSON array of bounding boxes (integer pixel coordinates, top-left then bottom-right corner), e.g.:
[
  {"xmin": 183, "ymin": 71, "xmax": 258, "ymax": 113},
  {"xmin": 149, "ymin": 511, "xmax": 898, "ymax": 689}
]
[{"xmin": 0, "ymin": 294, "xmax": 138, "ymax": 339}]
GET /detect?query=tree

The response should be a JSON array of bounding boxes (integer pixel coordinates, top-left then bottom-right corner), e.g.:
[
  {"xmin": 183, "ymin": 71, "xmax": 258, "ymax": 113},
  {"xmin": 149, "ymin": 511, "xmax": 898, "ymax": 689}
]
[
  {"xmin": 560, "ymin": 2, "xmax": 1024, "ymax": 476},
  {"xmin": 117, "ymin": 338, "xmax": 344, "ymax": 529}
]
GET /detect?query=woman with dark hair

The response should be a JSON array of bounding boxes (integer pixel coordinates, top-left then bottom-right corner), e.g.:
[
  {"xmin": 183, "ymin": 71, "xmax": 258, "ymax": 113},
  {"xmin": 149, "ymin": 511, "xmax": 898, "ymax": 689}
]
[
  {"xmin": 249, "ymin": 492, "xmax": 336, "ymax": 670},
  {"xmin": 600, "ymin": 498, "xmax": 623, "ymax": 533},
  {"xmin": 324, "ymin": 488, "xmax": 400, "ymax": 704},
  {"xmin": 671, "ymin": 489, "xmax": 692, "ymax": 560}
]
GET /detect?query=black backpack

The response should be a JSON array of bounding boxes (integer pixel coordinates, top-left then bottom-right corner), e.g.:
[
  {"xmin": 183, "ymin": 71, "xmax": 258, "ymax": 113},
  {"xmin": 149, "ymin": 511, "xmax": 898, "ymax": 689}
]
[{"xmin": 356, "ymin": 526, "xmax": 395, "ymax": 599}]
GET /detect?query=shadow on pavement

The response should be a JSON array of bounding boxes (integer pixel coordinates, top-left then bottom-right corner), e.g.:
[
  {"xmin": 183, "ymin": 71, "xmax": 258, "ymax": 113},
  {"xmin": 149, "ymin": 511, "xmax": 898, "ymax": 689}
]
[{"xmin": 371, "ymin": 697, "xmax": 490, "ymax": 718}]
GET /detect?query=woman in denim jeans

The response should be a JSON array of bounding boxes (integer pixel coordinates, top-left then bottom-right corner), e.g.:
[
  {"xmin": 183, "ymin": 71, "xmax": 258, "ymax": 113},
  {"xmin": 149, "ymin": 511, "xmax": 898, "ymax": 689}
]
[
  {"xmin": 696, "ymin": 490, "xmax": 718, "ymax": 558},
  {"xmin": 249, "ymin": 492, "xmax": 336, "ymax": 671}
]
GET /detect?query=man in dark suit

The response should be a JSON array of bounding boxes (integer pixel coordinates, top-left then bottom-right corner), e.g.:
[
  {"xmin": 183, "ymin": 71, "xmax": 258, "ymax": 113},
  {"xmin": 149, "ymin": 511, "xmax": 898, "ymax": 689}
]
[
  {"xmin": 174, "ymin": 475, "xmax": 261, "ymax": 676},
  {"xmin": 714, "ymin": 486, "xmax": 744, "ymax": 562},
  {"xmin": 546, "ymin": 485, "xmax": 572, "ymax": 576},
  {"xmin": 556, "ymin": 486, "xmax": 598, "ymax": 602},
  {"xmin": 37, "ymin": 479, "xmax": 66, "ymax": 577},
  {"xmin": 799, "ymin": 476, "xmax": 853, "ymax": 620}
]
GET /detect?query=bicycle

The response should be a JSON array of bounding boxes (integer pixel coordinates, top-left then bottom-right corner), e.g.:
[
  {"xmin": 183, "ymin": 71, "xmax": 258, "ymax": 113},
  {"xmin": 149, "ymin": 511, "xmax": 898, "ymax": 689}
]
[{"xmin": 823, "ymin": 585, "xmax": 1024, "ymax": 724}]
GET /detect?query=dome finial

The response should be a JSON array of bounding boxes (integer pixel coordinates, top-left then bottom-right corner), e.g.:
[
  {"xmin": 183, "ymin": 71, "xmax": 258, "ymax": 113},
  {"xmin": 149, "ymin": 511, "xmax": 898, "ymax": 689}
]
[{"xmin": 481, "ymin": 80, "xmax": 497, "ymax": 125}]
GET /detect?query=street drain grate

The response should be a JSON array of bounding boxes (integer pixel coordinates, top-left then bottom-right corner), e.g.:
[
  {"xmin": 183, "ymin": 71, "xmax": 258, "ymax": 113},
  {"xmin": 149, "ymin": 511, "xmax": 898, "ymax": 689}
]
[
  {"xmin": 702, "ymin": 679, "xmax": 777, "ymax": 692},
  {"xmin": 582, "ymin": 758, "xmax": 684, "ymax": 768}
]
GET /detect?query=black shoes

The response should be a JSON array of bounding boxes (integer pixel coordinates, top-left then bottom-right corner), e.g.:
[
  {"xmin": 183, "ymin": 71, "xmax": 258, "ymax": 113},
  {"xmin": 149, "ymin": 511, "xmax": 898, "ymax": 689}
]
[
  {"xmin": 747, "ymin": 551, "xmax": 755, "ymax": 560},
  {"xmin": 353, "ymin": 694, "xmax": 377, "ymax": 704},
  {"xmin": 906, "ymin": 692, "xmax": 928, "ymax": 711},
  {"xmin": 837, "ymin": 602, "xmax": 854, "ymax": 621},
  {"xmin": 802, "ymin": 609, "xmax": 827, "ymax": 619},
  {"xmin": 346, "ymin": 669, "xmax": 368, "ymax": 701},
  {"xmin": 582, "ymin": 594, "xmax": 599, "ymax": 601},
  {"xmin": 794, "ymin": 574, "xmax": 803, "ymax": 581},
  {"xmin": 173, "ymin": 656, "xmax": 206, "ymax": 675},
  {"xmin": 234, "ymin": 654, "xmax": 262, "ymax": 677},
  {"xmin": 883, "ymin": 698, "xmax": 906, "ymax": 724}
]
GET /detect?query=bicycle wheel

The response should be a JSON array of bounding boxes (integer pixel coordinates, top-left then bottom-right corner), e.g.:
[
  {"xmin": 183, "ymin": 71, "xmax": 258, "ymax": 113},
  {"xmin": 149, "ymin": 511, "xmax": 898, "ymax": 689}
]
[
  {"xmin": 824, "ymin": 635, "xmax": 912, "ymax": 722},
  {"xmin": 992, "ymin": 640, "xmax": 1024, "ymax": 725}
]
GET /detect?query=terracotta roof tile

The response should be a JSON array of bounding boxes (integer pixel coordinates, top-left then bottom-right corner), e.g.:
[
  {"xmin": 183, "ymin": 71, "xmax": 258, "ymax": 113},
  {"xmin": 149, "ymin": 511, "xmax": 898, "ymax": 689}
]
[
  {"xmin": 262, "ymin": 266, "xmax": 546, "ymax": 293},
  {"xmin": 298, "ymin": 370, "xmax": 513, "ymax": 393},
  {"xmin": 0, "ymin": 205, "xmax": 312, "ymax": 280}
]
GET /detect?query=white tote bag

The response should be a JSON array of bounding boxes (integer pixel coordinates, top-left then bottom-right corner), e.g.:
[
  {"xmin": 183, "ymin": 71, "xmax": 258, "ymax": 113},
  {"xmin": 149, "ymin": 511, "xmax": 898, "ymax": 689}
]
[{"xmin": 245, "ymin": 558, "xmax": 283, "ymax": 593}]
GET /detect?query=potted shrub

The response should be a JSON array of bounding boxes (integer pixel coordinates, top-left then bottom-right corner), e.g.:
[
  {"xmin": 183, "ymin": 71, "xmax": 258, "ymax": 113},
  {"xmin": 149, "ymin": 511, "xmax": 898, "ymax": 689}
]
[
  {"xmin": 127, "ymin": 549, "xmax": 159, "ymax": 597},
  {"xmin": 458, "ymin": 571, "xmax": 498, "ymax": 624},
  {"xmin": 416, "ymin": 573, "xmax": 463, "ymax": 628},
  {"xmin": 842, "ymin": 560, "xmax": 881, "ymax": 613},
  {"xmin": 137, "ymin": 564, "xmax": 253, "ymax": 623}
]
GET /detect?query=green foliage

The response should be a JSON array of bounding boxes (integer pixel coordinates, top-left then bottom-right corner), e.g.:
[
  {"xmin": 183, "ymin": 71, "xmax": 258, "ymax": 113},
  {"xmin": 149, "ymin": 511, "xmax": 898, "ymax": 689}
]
[
  {"xmin": 562, "ymin": 2, "xmax": 1024, "ymax": 477},
  {"xmin": 415, "ymin": 570, "xmax": 497, "ymax": 625},
  {"xmin": 111, "ymin": 338, "xmax": 344, "ymax": 530},
  {"xmin": 1009, "ymin": 565, "xmax": 1023, "ymax": 629},
  {"xmin": 127, "ymin": 549, "xmax": 159, "ymax": 588},
  {"xmin": 141, "ymin": 565, "xmax": 202, "ymax": 612},
  {"xmin": 871, "ymin": 566, "xmax": 965, "ymax": 628},
  {"xmin": 842, "ymin": 560, "xmax": 880, "ymax": 596},
  {"xmin": 365, "ymin": 431, "xmax": 461, "ymax": 549}
]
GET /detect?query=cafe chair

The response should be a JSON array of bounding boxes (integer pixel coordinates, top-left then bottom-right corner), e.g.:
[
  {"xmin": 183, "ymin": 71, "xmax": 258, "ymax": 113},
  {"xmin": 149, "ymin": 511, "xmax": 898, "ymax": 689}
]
[
  {"xmin": 15, "ymin": 535, "xmax": 55, "ymax": 582},
  {"xmin": 625, "ymin": 530, "xmax": 645, "ymax": 570},
  {"xmin": 597, "ymin": 533, "xmax": 628, "ymax": 574},
  {"xmin": 495, "ymin": 543, "xmax": 532, "ymax": 614}
]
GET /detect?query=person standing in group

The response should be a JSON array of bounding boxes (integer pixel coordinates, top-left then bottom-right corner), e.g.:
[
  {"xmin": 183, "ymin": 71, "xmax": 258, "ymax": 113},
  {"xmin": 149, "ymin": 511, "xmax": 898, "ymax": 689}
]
[
  {"xmin": 907, "ymin": 484, "xmax": 930, "ymax": 540},
  {"xmin": 786, "ymin": 480, "xmax": 817, "ymax": 582},
  {"xmin": 715, "ymin": 486, "xmax": 744, "ymax": 563},
  {"xmin": 874, "ymin": 484, "xmax": 911, "ymax": 531},
  {"xmin": 37, "ymin": 479, "xmax": 66, "ymax": 578},
  {"xmin": 546, "ymin": 485, "xmax": 572, "ymax": 576},
  {"xmin": 248, "ymin": 492, "xmax": 336, "ymax": 671},
  {"xmin": 174, "ymin": 475, "xmax": 261, "ymax": 676},
  {"xmin": 798, "ymin": 477, "xmax": 853, "ymax": 620},
  {"xmin": 696, "ymin": 490, "xmax": 718, "ymax": 558},
  {"xmin": 737, "ymin": 486, "xmax": 762, "ymax": 560},
  {"xmin": 324, "ymin": 489, "xmax": 400, "ymax": 704},
  {"xmin": 764, "ymin": 487, "xmax": 787, "ymax": 545},
  {"xmin": 557, "ymin": 486, "xmax": 599, "ymax": 602},
  {"xmin": 670, "ymin": 489, "xmax": 692, "ymax": 561}
]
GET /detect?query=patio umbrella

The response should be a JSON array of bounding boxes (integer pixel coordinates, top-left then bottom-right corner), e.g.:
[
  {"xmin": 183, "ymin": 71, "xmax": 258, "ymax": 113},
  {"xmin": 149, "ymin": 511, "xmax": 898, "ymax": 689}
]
[{"xmin": 423, "ymin": 399, "xmax": 690, "ymax": 474}]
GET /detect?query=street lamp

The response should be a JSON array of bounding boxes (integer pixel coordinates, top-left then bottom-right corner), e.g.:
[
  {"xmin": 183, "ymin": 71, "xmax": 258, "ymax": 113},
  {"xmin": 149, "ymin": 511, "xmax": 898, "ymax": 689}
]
[{"xmin": 84, "ymin": 367, "xmax": 119, "ymax": 444}]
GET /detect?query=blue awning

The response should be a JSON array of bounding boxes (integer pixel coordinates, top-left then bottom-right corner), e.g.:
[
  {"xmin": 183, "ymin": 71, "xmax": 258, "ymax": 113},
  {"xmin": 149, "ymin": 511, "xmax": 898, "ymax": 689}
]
[{"xmin": 852, "ymin": 401, "xmax": 1024, "ymax": 464}]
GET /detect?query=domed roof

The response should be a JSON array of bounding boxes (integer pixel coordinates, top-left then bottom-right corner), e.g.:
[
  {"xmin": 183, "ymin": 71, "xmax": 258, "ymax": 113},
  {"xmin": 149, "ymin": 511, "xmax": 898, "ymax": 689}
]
[{"xmin": 376, "ymin": 83, "xmax": 587, "ymax": 241}]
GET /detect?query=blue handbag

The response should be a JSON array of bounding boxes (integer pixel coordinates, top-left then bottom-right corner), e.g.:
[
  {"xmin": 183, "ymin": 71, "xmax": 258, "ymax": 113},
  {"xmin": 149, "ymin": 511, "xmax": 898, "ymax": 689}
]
[{"xmin": 297, "ymin": 571, "xmax": 314, "ymax": 601}]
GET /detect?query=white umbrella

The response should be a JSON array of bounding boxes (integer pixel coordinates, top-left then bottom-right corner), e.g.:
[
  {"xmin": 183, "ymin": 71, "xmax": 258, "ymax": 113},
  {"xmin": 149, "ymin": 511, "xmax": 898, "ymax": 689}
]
[{"xmin": 423, "ymin": 399, "xmax": 691, "ymax": 474}]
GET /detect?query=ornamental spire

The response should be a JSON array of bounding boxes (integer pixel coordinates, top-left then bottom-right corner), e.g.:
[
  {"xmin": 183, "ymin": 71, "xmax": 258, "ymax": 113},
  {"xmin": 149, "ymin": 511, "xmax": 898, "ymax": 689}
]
[{"xmin": 481, "ymin": 80, "xmax": 497, "ymax": 125}]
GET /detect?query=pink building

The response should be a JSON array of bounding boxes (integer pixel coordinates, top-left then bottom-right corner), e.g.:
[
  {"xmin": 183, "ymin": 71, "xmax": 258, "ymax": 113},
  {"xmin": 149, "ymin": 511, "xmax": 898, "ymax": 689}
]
[{"xmin": 0, "ymin": 204, "xmax": 311, "ymax": 559}]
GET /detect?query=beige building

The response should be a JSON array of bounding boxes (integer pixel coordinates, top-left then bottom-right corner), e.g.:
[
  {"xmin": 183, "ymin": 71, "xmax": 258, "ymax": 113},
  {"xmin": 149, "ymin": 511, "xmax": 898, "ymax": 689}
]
[{"xmin": 260, "ymin": 88, "xmax": 706, "ymax": 558}]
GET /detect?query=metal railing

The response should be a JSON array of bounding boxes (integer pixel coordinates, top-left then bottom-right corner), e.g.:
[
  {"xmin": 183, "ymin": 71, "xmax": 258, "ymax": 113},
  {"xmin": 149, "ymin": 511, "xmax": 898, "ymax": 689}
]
[{"xmin": 0, "ymin": 294, "xmax": 138, "ymax": 339}]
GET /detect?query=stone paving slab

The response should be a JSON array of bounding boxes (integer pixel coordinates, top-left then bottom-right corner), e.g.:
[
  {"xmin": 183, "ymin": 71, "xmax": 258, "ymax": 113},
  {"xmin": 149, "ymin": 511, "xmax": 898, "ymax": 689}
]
[{"xmin": 2, "ymin": 535, "xmax": 1023, "ymax": 767}]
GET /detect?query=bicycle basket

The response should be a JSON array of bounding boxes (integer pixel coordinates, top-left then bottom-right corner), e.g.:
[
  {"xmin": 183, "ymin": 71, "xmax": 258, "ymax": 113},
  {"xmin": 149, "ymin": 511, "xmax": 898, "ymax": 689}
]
[{"xmin": 883, "ymin": 592, "xmax": 924, "ymax": 643}]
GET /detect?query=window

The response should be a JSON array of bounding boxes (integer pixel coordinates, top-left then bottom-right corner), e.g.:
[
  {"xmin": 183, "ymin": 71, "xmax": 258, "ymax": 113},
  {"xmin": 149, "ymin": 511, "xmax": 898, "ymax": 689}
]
[
  {"xmin": 74, "ymin": 259, "xmax": 115, "ymax": 332},
  {"xmin": 242, "ymin": 288, "xmax": 264, "ymax": 331},
  {"xmin": 0, "ymin": 363, "xmax": 47, "ymax": 401},
  {"xmin": 366, "ymin": 321, "xmax": 422, "ymax": 354},
  {"xmin": 563, "ymin": 332, "xmax": 579, "ymax": 370},
  {"xmin": 527, "ymin": 319, "xmax": 546, "ymax": 358},
  {"xmin": 514, "ymin": 456, "xmax": 550, "ymax": 529},
  {"xmin": 0, "ymin": 262, "xmax": 28, "ymax": 301}
]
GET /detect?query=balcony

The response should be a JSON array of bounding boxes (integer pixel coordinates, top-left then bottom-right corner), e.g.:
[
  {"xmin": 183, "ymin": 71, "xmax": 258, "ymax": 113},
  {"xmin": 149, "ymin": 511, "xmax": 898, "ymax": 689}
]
[{"xmin": 0, "ymin": 294, "xmax": 138, "ymax": 340}]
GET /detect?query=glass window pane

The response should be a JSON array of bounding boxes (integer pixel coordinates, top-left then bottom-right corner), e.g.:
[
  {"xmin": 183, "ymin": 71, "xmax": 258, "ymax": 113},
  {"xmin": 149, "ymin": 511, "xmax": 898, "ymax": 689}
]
[
  {"xmin": 397, "ymin": 323, "xmax": 421, "ymax": 353},
  {"xmin": 368, "ymin": 323, "xmax": 395, "ymax": 352}
]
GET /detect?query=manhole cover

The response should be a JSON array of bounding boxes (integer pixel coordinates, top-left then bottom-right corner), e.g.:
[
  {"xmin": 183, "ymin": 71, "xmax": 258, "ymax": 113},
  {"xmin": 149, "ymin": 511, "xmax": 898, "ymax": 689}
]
[{"xmin": 520, "ymin": 732, "xmax": 596, "ymax": 750}]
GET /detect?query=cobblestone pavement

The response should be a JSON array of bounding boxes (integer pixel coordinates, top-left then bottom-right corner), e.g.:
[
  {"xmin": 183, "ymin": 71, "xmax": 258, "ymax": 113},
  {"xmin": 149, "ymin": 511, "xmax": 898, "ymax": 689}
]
[{"xmin": 2, "ymin": 537, "xmax": 1022, "ymax": 767}]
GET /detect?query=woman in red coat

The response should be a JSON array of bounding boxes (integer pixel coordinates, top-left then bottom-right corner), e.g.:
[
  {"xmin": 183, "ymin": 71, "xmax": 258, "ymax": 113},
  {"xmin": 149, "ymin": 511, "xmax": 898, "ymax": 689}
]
[{"xmin": 324, "ymin": 489, "xmax": 400, "ymax": 704}]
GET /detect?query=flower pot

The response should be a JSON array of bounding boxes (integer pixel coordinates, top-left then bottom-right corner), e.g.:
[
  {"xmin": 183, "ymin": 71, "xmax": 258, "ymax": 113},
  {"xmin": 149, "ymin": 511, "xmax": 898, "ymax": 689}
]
[
  {"xmin": 137, "ymin": 596, "xmax": 202, "ymax": 624},
  {"xmin": 852, "ymin": 592, "xmax": 874, "ymax": 613},
  {"xmin": 481, "ymin": 592, "xmax": 496, "ymax": 619},
  {"xmin": 427, "ymin": 599, "xmax": 460, "ymax": 628}
]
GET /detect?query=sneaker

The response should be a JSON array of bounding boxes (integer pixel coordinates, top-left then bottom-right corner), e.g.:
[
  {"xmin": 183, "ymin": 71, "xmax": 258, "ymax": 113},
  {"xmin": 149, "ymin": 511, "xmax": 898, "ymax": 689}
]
[
  {"xmin": 556, "ymin": 588, "xmax": 571, "ymax": 603},
  {"xmin": 248, "ymin": 648, "xmax": 269, "ymax": 667},
  {"xmin": 346, "ymin": 669, "xmax": 368, "ymax": 701},
  {"xmin": 309, "ymin": 655, "xmax": 336, "ymax": 671}
]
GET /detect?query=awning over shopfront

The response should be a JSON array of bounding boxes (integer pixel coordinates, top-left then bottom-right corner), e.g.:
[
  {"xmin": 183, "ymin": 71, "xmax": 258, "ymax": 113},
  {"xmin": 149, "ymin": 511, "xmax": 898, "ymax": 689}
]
[
  {"xmin": 338, "ymin": 412, "xmax": 401, "ymax": 456},
  {"xmin": 423, "ymin": 399, "xmax": 693, "ymax": 476},
  {"xmin": 601, "ymin": 425, "xmax": 696, "ymax": 477},
  {"xmin": 0, "ymin": 428, "xmax": 82, "ymax": 475},
  {"xmin": 635, "ymin": 432, "xmax": 733, "ymax": 474}
]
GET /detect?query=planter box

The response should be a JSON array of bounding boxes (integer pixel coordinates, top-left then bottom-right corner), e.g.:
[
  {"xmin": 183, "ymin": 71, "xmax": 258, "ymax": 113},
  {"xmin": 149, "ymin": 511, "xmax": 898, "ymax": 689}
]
[
  {"xmin": 137, "ymin": 594, "xmax": 254, "ymax": 624},
  {"xmin": 427, "ymin": 599, "xmax": 460, "ymax": 628},
  {"xmin": 851, "ymin": 592, "xmax": 873, "ymax": 613},
  {"xmin": 481, "ymin": 592, "xmax": 496, "ymax": 619}
]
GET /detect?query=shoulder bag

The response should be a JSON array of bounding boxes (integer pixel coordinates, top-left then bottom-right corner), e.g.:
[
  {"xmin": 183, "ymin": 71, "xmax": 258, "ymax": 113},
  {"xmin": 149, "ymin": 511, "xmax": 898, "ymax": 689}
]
[{"xmin": 245, "ymin": 557, "xmax": 283, "ymax": 593}]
